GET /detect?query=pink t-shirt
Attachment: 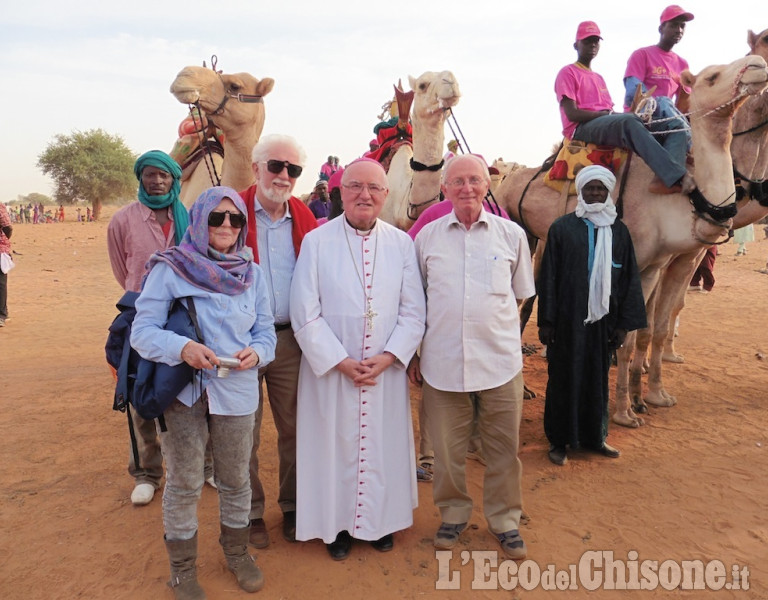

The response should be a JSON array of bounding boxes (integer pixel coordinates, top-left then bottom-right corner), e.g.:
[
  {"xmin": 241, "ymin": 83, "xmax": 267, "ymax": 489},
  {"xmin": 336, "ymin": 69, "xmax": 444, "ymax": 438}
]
[
  {"xmin": 407, "ymin": 199, "xmax": 510, "ymax": 240},
  {"xmin": 554, "ymin": 63, "xmax": 614, "ymax": 139},
  {"xmin": 623, "ymin": 45, "xmax": 690, "ymax": 110}
]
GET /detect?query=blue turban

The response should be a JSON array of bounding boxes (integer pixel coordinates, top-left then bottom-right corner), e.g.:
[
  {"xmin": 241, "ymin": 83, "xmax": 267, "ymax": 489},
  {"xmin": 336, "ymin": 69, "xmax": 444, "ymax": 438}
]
[{"xmin": 134, "ymin": 150, "xmax": 188, "ymax": 245}]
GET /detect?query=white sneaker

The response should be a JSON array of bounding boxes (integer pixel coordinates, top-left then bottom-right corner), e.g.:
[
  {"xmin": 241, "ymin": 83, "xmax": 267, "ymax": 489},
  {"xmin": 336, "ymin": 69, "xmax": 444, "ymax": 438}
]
[
  {"xmin": 131, "ymin": 483, "xmax": 155, "ymax": 505},
  {"xmin": 205, "ymin": 476, "xmax": 217, "ymax": 489}
]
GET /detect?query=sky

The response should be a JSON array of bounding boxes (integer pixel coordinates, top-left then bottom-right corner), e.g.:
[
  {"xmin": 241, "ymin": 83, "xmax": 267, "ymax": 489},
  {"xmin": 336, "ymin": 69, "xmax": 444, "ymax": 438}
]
[{"xmin": 0, "ymin": 0, "xmax": 764, "ymax": 202}]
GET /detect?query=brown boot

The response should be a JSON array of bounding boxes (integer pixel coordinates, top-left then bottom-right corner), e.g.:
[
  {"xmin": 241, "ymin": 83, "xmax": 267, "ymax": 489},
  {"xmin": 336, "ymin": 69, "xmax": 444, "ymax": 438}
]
[
  {"xmin": 220, "ymin": 524, "xmax": 265, "ymax": 592},
  {"xmin": 165, "ymin": 533, "xmax": 207, "ymax": 600}
]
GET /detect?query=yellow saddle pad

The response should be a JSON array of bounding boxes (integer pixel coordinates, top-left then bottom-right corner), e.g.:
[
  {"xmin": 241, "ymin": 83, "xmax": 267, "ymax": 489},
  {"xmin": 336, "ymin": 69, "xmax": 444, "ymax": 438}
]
[{"xmin": 544, "ymin": 139, "xmax": 628, "ymax": 194}]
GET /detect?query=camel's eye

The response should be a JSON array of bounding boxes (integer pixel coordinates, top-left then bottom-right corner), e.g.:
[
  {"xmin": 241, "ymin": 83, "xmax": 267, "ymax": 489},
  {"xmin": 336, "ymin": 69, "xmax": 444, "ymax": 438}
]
[
  {"xmin": 418, "ymin": 82, "xmax": 428, "ymax": 91},
  {"xmin": 705, "ymin": 72, "xmax": 720, "ymax": 85},
  {"xmin": 229, "ymin": 82, "xmax": 242, "ymax": 92}
]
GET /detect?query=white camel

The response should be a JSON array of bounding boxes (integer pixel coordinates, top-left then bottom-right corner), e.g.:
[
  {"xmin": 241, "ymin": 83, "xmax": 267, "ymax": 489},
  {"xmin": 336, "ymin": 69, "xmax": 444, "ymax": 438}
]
[
  {"xmin": 494, "ymin": 55, "xmax": 768, "ymax": 427},
  {"xmin": 379, "ymin": 71, "xmax": 461, "ymax": 231},
  {"xmin": 169, "ymin": 65, "xmax": 274, "ymax": 206}
]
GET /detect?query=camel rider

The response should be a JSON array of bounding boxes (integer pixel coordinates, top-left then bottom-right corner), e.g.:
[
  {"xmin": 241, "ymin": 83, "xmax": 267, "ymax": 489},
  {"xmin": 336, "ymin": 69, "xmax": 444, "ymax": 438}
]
[
  {"xmin": 623, "ymin": 6, "xmax": 694, "ymax": 147},
  {"xmin": 555, "ymin": 21, "xmax": 694, "ymax": 195}
]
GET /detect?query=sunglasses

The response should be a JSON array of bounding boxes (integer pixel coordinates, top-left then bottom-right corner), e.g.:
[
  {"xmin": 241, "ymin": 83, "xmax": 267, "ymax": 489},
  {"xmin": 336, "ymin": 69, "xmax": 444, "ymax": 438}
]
[
  {"xmin": 264, "ymin": 159, "xmax": 303, "ymax": 178},
  {"xmin": 208, "ymin": 210, "xmax": 246, "ymax": 229}
]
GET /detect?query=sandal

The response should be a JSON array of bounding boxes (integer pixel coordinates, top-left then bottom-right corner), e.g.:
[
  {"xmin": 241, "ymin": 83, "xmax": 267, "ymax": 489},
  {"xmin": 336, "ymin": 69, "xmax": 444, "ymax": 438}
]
[
  {"xmin": 416, "ymin": 465, "xmax": 433, "ymax": 482},
  {"xmin": 433, "ymin": 522, "xmax": 467, "ymax": 549}
]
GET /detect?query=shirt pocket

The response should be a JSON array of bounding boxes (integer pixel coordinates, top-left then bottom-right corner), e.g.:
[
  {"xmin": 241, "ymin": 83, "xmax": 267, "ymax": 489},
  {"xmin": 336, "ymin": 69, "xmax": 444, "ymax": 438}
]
[
  {"xmin": 235, "ymin": 300, "xmax": 257, "ymax": 333},
  {"xmin": 486, "ymin": 256, "xmax": 511, "ymax": 295}
]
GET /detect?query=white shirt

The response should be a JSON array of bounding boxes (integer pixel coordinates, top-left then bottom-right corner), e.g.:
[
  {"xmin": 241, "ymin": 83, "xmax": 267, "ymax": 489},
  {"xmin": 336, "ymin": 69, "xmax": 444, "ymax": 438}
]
[{"xmin": 414, "ymin": 209, "xmax": 535, "ymax": 392}]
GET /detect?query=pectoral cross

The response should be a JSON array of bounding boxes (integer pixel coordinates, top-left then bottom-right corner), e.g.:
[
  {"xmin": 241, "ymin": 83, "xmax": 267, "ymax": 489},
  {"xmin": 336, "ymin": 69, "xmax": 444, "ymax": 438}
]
[{"xmin": 364, "ymin": 297, "xmax": 378, "ymax": 331}]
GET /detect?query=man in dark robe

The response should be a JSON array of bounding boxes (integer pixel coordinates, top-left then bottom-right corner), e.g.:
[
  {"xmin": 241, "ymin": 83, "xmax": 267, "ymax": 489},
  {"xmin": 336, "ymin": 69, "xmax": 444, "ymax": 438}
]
[{"xmin": 538, "ymin": 165, "xmax": 646, "ymax": 466}]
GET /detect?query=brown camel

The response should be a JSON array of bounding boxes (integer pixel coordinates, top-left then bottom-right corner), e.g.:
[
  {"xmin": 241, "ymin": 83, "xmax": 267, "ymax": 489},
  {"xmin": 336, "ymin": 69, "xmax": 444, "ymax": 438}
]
[
  {"xmin": 169, "ymin": 65, "xmax": 274, "ymax": 206},
  {"xmin": 380, "ymin": 71, "xmax": 461, "ymax": 231},
  {"xmin": 494, "ymin": 55, "xmax": 768, "ymax": 427}
]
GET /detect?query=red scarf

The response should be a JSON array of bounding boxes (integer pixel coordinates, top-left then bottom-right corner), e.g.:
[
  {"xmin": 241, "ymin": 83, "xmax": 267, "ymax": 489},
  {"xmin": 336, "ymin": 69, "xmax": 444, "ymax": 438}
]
[{"xmin": 238, "ymin": 186, "xmax": 319, "ymax": 262}]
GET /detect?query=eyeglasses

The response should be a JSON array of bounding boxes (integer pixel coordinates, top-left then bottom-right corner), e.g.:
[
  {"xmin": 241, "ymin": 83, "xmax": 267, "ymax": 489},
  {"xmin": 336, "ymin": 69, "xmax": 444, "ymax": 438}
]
[
  {"xmin": 263, "ymin": 160, "xmax": 303, "ymax": 178},
  {"xmin": 208, "ymin": 210, "xmax": 246, "ymax": 229},
  {"xmin": 445, "ymin": 176, "xmax": 486, "ymax": 188},
  {"xmin": 342, "ymin": 181, "xmax": 387, "ymax": 195}
]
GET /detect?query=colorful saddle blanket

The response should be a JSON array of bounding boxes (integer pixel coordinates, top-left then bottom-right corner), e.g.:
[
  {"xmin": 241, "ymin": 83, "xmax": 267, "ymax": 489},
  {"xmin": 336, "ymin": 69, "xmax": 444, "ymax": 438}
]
[{"xmin": 544, "ymin": 139, "xmax": 628, "ymax": 194}]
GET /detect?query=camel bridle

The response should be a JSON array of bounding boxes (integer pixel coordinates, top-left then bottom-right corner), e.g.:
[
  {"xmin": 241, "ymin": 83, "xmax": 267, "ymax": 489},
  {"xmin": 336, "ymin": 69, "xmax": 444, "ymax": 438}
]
[{"xmin": 182, "ymin": 56, "xmax": 265, "ymax": 188}]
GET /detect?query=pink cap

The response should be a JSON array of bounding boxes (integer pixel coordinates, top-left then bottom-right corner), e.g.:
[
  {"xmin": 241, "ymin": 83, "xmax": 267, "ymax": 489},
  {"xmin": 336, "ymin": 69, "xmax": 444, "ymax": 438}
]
[
  {"xmin": 660, "ymin": 5, "xmax": 694, "ymax": 24},
  {"xmin": 328, "ymin": 168, "xmax": 344, "ymax": 192},
  {"xmin": 575, "ymin": 21, "xmax": 602, "ymax": 41}
]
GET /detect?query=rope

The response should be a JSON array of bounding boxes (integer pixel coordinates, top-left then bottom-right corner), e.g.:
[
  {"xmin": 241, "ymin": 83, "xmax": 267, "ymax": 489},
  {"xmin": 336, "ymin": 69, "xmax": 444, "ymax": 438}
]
[{"xmin": 189, "ymin": 101, "xmax": 222, "ymax": 187}]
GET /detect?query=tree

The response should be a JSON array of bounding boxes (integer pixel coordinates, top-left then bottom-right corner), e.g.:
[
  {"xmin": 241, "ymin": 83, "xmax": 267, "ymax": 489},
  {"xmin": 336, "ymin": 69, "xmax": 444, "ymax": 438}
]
[
  {"xmin": 17, "ymin": 193, "xmax": 52, "ymax": 206},
  {"xmin": 37, "ymin": 129, "xmax": 136, "ymax": 220}
]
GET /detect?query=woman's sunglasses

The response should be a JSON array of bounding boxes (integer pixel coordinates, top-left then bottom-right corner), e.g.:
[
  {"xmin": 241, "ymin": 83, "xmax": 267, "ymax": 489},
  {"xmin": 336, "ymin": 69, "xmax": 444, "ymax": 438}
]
[
  {"xmin": 208, "ymin": 210, "xmax": 246, "ymax": 229},
  {"xmin": 264, "ymin": 159, "xmax": 303, "ymax": 178}
]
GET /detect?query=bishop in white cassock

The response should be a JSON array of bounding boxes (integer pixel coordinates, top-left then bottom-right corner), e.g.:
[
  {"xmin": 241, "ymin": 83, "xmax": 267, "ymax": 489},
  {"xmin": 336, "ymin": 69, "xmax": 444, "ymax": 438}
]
[{"xmin": 289, "ymin": 159, "xmax": 426, "ymax": 558}]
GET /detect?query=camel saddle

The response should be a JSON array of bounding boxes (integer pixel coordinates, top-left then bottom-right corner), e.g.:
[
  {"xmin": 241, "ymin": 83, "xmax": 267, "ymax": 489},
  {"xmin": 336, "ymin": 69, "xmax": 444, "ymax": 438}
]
[
  {"xmin": 365, "ymin": 85, "xmax": 415, "ymax": 173},
  {"xmin": 543, "ymin": 138, "xmax": 629, "ymax": 195}
]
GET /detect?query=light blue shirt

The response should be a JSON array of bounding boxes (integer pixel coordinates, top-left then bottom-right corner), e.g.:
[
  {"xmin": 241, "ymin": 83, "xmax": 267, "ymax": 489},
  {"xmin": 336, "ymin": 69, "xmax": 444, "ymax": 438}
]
[
  {"xmin": 130, "ymin": 262, "xmax": 276, "ymax": 416},
  {"xmin": 253, "ymin": 197, "xmax": 296, "ymax": 324}
]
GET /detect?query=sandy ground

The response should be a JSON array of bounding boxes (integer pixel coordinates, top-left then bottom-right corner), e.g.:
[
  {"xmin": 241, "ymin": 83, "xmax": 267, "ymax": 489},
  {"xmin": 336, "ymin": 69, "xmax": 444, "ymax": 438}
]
[{"xmin": 1, "ymin": 207, "xmax": 766, "ymax": 600}]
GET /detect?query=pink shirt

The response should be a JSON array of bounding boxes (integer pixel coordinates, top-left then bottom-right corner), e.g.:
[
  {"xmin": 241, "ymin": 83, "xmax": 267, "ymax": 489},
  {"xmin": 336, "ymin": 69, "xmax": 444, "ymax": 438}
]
[
  {"xmin": 554, "ymin": 63, "xmax": 614, "ymax": 139},
  {"xmin": 0, "ymin": 204, "xmax": 11, "ymax": 254},
  {"xmin": 407, "ymin": 199, "xmax": 510, "ymax": 240},
  {"xmin": 107, "ymin": 202, "xmax": 175, "ymax": 292},
  {"xmin": 623, "ymin": 45, "xmax": 690, "ymax": 110}
]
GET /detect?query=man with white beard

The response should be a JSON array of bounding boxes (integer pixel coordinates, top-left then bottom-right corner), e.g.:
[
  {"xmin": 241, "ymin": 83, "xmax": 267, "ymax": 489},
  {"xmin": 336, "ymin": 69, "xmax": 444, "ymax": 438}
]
[{"xmin": 238, "ymin": 134, "xmax": 319, "ymax": 549}]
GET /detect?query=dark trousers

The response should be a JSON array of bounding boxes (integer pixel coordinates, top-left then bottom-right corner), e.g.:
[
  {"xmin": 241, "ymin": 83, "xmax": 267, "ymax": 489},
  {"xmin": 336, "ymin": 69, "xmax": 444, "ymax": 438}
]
[{"xmin": 0, "ymin": 268, "xmax": 7, "ymax": 319}]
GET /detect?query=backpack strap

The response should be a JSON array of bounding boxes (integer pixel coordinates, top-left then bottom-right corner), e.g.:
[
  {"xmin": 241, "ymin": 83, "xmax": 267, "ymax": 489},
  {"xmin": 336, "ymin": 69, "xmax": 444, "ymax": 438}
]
[{"xmin": 185, "ymin": 297, "xmax": 204, "ymax": 344}]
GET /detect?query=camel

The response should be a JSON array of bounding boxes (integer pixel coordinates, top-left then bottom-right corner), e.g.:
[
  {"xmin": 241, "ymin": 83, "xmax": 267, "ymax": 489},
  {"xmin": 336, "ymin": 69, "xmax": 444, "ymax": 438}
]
[
  {"xmin": 494, "ymin": 55, "xmax": 768, "ymax": 428},
  {"xmin": 379, "ymin": 71, "xmax": 461, "ymax": 231},
  {"xmin": 662, "ymin": 28, "xmax": 768, "ymax": 363},
  {"xmin": 169, "ymin": 65, "xmax": 275, "ymax": 206},
  {"xmin": 490, "ymin": 158, "xmax": 522, "ymax": 193}
]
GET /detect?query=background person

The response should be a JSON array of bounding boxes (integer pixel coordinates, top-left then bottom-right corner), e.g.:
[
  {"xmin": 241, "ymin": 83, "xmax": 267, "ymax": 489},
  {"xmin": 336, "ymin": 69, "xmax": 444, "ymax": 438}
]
[
  {"xmin": 556, "ymin": 21, "xmax": 692, "ymax": 194},
  {"xmin": 0, "ymin": 202, "xmax": 13, "ymax": 327},
  {"xmin": 107, "ymin": 150, "xmax": 213, "ymax": 506},
  {"xmin": 131, "ymin": 186, "xmax": 276, "ymax": 598}
]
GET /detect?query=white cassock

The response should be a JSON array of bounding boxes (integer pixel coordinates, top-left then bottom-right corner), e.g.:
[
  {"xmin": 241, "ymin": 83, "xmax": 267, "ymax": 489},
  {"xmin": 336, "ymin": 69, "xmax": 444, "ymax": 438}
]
[{"xmin": 290, "ymin": 217, "xmax": 426, "ymax": 543}]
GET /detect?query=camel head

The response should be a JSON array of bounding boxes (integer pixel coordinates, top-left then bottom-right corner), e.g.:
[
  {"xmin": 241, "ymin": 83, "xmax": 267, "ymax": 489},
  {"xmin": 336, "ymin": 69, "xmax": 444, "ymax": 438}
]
[
  {"xmin": 748, "ymin": 28, "xmax": 768, "ymax": 61},
  {"xmin": 681, "ymin": 55, "xmax": 768, "ymax": 120},
  {"xmin": 408, "ymin": 71, "xmax": 461, "ymax": 119},
  {"xmin": 170, "ymin": 66, "xmax": 275, "ymax": 131}
]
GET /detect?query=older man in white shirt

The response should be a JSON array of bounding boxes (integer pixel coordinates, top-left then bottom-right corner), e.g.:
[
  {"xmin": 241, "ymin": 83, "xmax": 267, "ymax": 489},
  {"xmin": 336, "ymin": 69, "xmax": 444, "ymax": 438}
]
[{"xmin": 408, "ymin": 154, "xmax": 535, "ymax": 560}]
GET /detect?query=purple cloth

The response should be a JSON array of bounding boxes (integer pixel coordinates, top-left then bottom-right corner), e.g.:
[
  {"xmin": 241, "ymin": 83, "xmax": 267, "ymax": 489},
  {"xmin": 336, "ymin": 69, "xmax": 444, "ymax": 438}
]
[{"xmin": 145, "ymin": 186, "xmax": 254, "ymax": 295}]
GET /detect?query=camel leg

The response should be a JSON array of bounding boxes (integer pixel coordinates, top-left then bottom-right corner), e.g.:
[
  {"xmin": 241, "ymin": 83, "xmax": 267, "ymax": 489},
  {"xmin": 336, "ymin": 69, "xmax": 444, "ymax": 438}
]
[
  {"xmin": 613, "ymin": 330, "xmax": 644, "ymax": 428},
  {"xmin": 628, "ymin": 265, "xmax": 664, "ymax": 414},
  {"xmin": 644, "ymin": 252, "xmax": 701, "ymax": 407}
]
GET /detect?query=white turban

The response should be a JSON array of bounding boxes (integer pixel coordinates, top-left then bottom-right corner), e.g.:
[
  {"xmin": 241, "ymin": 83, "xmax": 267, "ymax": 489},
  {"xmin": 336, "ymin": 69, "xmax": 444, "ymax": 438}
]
[{"xmin": 574, "ymin": 166, "xmax": 618, "ymax": 325}]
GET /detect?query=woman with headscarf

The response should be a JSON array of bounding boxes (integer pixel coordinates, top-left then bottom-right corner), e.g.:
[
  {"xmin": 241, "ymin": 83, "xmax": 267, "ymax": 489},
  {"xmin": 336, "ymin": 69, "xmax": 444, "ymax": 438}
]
[
  {"xmin": 131, "ymin": 186, "xmax": 276, "ymax": 599},
  {"xmin": 537, "ymin": 165, "xmax": 646, "ymax": 466}
]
